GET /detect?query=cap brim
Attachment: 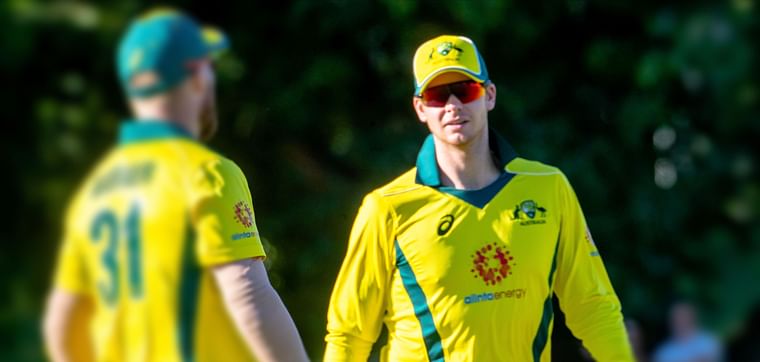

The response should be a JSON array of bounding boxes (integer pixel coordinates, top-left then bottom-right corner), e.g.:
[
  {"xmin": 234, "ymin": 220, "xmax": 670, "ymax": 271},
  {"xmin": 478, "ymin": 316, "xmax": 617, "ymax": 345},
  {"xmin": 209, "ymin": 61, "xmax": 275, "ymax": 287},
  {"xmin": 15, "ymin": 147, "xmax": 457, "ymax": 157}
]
[
  {"xmin": 415, "ymin": 67, "xmax": 487, "ymax": 96},
  {"xmin": 202, "ymin": 26, "xmax": 229, "ymax": 56}
]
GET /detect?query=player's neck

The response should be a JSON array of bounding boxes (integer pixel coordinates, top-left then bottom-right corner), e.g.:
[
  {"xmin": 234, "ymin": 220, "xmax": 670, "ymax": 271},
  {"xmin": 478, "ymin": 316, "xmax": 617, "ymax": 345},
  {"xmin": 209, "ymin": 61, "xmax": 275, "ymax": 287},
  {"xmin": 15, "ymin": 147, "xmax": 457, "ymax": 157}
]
[
  {"xmin": 131, "ymin": 99, "xmax": 201, "ymax": 139},
  {"xmin": 434, "ymin": 131, "xmax": 500, "ymax": 190}
]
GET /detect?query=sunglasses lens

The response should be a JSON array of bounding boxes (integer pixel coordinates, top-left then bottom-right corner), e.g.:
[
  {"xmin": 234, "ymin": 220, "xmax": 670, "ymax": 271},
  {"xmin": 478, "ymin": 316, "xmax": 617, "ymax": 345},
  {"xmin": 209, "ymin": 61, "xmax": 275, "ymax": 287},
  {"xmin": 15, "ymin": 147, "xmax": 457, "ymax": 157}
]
[
  {"xmin": 451, "ymin": 81, "xmax": 485, "ymax": 103},
  {"xmin": 421, "ymin": 86, "xmax": 450, "ymax": 107},
  {"xmin": 421, "ymin": 81, "xmax": 484, "ymax": 106}
]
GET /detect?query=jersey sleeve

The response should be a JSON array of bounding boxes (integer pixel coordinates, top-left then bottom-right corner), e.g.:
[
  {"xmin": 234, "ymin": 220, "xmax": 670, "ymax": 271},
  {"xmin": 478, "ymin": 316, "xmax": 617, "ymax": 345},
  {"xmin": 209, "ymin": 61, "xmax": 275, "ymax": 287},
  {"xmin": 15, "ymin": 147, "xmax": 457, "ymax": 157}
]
[
  {"xmin": 324, "ymin": 192, "xmax": 395, "ymax": 362},
  {"xmin": 53, "ymin": 199, "xmax": 91, "ymax": 295},
  {"xmin": 552, "ymin": 174, "xmax": 634, "ymax": 362},
  {"xmin": 190, "ymin": 158, "xmax": 265, "ymax": 266}
]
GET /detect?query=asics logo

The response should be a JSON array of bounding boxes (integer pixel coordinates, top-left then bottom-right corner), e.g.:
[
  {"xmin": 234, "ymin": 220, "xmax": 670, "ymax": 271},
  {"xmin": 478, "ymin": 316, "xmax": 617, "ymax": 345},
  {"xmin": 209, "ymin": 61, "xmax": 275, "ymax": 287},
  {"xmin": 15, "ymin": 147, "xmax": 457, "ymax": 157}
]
[{"xmin": 437, "ymin": 214, "xmax": 455, "ymax": 236}]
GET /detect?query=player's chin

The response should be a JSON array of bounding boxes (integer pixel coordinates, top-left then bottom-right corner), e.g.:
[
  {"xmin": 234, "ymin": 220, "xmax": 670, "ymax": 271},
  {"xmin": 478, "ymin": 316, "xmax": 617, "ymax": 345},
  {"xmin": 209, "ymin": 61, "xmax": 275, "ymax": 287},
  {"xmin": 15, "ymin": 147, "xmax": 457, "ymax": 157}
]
[
  {"xmin": 442, "ymin": 134, "xmax": 470, "ymax": 147},
  {"xmin": 443, "ymin": 128, "xmax": 473, "ymax": 144}
]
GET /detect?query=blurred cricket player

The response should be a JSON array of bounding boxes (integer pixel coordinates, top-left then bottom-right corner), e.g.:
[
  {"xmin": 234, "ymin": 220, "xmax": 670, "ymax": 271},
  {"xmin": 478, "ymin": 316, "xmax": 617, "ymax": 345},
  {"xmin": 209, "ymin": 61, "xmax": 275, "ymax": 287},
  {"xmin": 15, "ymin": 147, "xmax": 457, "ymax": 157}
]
[
  {"xmin": 324, "ymin": 35, "xmax": 634, "ymax": 361},
  {"xmin": 42, "ymin": 9, "xmax": 309, "ymax": 362}
]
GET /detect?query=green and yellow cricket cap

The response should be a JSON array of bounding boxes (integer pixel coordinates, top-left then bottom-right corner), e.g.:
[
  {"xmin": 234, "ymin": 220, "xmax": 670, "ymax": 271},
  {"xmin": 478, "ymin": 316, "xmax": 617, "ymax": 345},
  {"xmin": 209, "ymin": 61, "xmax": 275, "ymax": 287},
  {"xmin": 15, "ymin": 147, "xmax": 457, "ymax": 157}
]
[
  {"xmin": 116, "ymin": 8, "xmax": 229, "ymax": 98},
  {"xmin": 413, "ymin": 35, "xmax": 489, "ymax": 96}
]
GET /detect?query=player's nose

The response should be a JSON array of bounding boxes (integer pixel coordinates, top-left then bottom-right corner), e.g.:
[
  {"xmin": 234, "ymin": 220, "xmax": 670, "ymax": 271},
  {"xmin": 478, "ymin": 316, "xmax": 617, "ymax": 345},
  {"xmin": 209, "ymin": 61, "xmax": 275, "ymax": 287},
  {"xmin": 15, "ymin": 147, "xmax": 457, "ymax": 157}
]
[{"xmin": 445, "ymin": 95, "xmax": 463, "ymax": 112}]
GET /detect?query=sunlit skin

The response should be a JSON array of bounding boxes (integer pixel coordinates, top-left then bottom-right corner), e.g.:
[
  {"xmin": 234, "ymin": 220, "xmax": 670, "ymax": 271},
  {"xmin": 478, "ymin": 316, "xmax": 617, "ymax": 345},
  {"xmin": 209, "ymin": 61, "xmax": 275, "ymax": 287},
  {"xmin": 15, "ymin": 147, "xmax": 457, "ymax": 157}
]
[
  {"xmin": 197, "ymin": 62, "xmax": 219, "ymax": 141},
  {"xmin": 413, "ymin": 72, "xmax": 496, "ymax": 147},
  {"xmin": 129, "ymin": 60, "xmax": 218, "ymax": 141},
  {"xmin": 412, "ymin": 72, "xmax": 501, "ymax": 190}
]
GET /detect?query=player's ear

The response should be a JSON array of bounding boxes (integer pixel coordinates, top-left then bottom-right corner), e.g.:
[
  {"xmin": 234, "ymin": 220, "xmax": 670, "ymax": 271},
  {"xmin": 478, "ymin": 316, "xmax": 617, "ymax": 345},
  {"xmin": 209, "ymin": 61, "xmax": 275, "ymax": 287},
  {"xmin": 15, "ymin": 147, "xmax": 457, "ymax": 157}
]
[
  {"xmin": 485, "ymin": 82, "xmax": 496, "ymax": 111},
  {"xmin": 188, "ymin": 71, "xmax": 204, "ymax": 94},
  {"xmin": 413, "ymin": 97, "xmax": 427, "ymax": 124},
  {"xmin": 187, "ymin": 60, "xmax": 212, "ymax": 93}
]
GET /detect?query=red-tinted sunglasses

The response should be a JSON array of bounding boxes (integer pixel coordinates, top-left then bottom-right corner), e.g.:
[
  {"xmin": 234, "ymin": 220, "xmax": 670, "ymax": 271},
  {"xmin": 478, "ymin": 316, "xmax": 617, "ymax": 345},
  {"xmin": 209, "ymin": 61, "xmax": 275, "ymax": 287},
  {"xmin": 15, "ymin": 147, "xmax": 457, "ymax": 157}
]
[{"xmin": 420, "ymin": 80, "xmax": 485, "ymax": 107}]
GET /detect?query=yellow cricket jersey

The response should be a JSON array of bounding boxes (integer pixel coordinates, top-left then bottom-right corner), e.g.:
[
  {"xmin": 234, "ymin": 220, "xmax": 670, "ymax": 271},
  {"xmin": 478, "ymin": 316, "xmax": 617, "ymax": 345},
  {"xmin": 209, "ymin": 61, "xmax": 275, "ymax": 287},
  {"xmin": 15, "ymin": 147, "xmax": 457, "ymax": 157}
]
[
  {"xmin": 53, "ymin": 121, "xmax": 265, "ymax": 362},
  {"xmin": 325, "ymin": 130, "xmax": 633, "ymax": 362}
]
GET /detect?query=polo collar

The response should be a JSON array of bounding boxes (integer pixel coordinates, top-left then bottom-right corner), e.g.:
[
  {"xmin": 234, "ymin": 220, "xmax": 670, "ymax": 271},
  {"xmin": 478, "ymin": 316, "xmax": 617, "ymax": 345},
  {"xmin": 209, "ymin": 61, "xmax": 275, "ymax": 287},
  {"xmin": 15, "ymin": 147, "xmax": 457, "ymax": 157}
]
[
  {"xmin": 415, "ymin": 128, "xmax": 517, "ymax": 187},
  {"xmin": 118, "ymin": 120, "xmax": 195, "ymax": 145}
]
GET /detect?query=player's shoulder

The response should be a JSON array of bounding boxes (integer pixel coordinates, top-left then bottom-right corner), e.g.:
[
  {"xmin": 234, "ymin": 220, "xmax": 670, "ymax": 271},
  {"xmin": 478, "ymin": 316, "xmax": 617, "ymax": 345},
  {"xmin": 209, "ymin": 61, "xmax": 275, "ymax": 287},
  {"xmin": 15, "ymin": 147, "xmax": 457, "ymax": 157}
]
[
  {"xmin": 357, "ymin": 168, "xmax": 422, "ymax": 209},
  {"xmin": 364, "ymin": 166, "xmax": 457, "ymax": 218},
  {"xmin": 114, "ymin": 132, "xmax": 249, "ymax": 201},
  {"xmin": 504, "ymin": 157, "xmax": 573, "ymax": 201},
  {"xmin": 505, "ymin": 157, "xmax": 563, "ymax": 176},
  {"xmin": 157, "ymin": 140, "xmax": 244, "ymax": 178},
  {"xmin": 373, "ymin": 168, "xmax": 425, "ymax": 198},
  {"xmin": 187, "ymin": 151, "xmax": 250, "ymax": 197},
  {"xmin": 199, "ymin": 150, "xmax": 245, "ymax": 176},
  {"xmin": 63, "ymin": 147, "xmax": 124, "ymax": 221},
  {"xmin": 176, "ymin": 141, "xmax": 233, "ymax": 167},
  {"xmin": 505, "ymin": 157, "xmax": 574, "ymax": 195}
]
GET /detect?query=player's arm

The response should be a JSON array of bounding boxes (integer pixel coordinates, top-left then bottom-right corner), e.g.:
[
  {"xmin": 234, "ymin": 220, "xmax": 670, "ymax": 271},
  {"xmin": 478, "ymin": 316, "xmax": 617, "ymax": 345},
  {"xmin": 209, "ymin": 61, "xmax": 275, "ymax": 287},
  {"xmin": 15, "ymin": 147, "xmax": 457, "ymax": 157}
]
[
  {"xmin": 43, "ymin": 289, "xmax": 94, "ymax": 362},
  {"xmin": 43, "ymin": 202, "xmax": 94, "ymax": 362},
  {"xmin": 191, "ymin": 159, "xmax": 308, "ymax": 361},
  {"xmin": 324, "ymin": 192, "xmax": 395, "ymax": 362},
  {"xmin": 212, "ymin": 258, "xmax": 308, "ymax": 362},
  {"xmin": 552, "ymin": 174, "xmax": 634, "ymax": 362}
]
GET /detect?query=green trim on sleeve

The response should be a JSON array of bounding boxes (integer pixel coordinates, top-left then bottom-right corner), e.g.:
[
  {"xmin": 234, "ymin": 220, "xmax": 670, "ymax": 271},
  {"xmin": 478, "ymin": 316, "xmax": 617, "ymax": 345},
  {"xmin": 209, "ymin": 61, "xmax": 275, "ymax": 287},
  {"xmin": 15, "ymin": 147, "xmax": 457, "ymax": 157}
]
[
  {"xmin": 532, "ymin": 237, "xmax": 560, "ymax": 362},
  {"xmin": 395, "ymin": 240, "xmax": 445, "ymax": 362}
]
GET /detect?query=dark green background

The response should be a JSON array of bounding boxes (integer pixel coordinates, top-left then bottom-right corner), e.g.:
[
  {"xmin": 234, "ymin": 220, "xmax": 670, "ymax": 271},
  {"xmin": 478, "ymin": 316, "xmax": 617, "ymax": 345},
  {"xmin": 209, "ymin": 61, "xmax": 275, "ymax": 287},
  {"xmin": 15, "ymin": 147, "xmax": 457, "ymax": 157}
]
[{"xmin": 2, "ymin": 0, "xmax": 758, "ymax": 360}]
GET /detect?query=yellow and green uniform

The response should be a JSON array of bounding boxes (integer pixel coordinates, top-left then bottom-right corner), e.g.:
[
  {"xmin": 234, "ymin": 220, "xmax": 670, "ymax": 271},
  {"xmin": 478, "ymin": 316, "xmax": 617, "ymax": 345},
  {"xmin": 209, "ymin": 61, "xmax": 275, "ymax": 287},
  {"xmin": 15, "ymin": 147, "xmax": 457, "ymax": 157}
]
[
  {"xmin": 53, "ymin": 121, "xmax": 265, "ymax": 362},
  {"xmin": 325, "ymin": 130, "xmax": 633, "ymax": 361}
]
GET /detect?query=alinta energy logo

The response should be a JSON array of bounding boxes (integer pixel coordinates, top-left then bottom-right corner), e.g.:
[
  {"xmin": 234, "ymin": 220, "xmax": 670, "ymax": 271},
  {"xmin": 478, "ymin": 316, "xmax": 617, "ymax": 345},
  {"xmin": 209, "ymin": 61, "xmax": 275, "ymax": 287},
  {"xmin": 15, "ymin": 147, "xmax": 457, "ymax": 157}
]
[
  {"xmin": 465, "ymin": 242, "xmax": 525, "ymax": 305},
  {"xmin": 510, "ymin": 199, "xmax": 548, "ymax": 226},
  {"xmin": 231, "ymin": 201, "xmax": 258, "ymax": 241},
  {"xmin": 233, "ymin": 201, "xmax": 253, "ymax": 228},
  {"xmin": 470, "ymin": 242, "xmax": 515, "ymax": 286}
]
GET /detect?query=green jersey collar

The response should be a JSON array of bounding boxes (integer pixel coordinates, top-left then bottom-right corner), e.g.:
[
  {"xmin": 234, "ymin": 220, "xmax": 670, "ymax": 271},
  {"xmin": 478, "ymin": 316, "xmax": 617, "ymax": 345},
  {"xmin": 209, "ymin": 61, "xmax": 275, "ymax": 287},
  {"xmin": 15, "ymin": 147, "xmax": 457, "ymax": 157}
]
[
  {"xmin": 439, "ymin": 171, "xmax": 514, "ymax": 208},
  {"xmin": 118, "ymin": 120, "xmax": 195, "ymax": 145},
  {"xmin": 415, "ymin": 128, "xmax": 518, "ymax": 187}
]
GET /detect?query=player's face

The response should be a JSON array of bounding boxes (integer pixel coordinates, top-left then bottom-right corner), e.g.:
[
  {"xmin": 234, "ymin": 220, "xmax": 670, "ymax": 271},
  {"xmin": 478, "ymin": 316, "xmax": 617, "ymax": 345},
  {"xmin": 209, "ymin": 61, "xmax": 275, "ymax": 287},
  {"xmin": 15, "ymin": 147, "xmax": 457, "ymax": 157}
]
[
  {"xmin": 198, "ymin": 63, "xmax": 218, "ymax": 141},
  {"xmin": 413, "ymin": 72, "xmax": 496, "ymax": 147}
]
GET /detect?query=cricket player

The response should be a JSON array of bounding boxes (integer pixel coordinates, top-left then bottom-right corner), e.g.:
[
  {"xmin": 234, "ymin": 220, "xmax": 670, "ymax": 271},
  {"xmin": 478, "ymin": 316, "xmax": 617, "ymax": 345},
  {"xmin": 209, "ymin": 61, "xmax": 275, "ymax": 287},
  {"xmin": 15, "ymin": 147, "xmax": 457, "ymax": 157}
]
[
  {"xmin": 324, "ymin": 35, "xmax": 634, "ymax": 361},
  {"xmin": 42, "ymin": 9, "xmax": 309, "ymax": 362}
]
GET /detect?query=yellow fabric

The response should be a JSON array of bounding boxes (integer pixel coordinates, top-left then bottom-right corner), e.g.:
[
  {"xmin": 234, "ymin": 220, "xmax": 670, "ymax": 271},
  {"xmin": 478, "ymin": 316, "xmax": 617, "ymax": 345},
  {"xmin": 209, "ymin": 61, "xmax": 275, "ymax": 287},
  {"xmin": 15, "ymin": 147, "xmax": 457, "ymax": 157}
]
[
  {"xmin": 412, "ymin": 35, "xmax": 488, "ymax": 94},
  {"xmin": 325, "ymin": 157, "xmax": 633, "ymax": 362},
  {"xmin": 53, "ymin": 130, "xmax": 264, "ymax": 362}
]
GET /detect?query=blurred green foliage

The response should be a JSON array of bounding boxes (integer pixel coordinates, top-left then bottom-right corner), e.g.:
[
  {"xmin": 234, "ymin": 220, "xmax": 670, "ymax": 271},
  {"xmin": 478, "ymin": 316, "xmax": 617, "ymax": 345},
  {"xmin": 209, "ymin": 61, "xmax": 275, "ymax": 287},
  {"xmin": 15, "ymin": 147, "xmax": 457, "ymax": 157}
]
[{"xmin": 2, "ymin": 0, "xmax": 758, "ymax": 361}]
